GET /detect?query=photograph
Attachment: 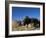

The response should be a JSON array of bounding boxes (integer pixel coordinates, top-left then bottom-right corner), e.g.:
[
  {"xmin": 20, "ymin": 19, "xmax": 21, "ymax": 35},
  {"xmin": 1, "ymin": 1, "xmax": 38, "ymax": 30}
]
[
  {"xmin": 12, "ymin": 7, "xmax": 40, "ymax": 31},
  {"xmin": 5, "ymin": 1, "xmax": 45, "ymax": 37}
]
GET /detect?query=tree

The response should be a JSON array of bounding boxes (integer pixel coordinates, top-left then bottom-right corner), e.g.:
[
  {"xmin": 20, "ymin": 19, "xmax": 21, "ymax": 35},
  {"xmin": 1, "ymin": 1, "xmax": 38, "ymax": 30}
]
[
  {"xmin": 17, "ymin": 21, "xmax": 21, "ymax": 26},
  {"xmin": 23, "ymin": 16, "xmax": 30, "ymax": 25},
  {"xmin": 32, "ymin": 18, "xmax": 40, "ymax": 28}
]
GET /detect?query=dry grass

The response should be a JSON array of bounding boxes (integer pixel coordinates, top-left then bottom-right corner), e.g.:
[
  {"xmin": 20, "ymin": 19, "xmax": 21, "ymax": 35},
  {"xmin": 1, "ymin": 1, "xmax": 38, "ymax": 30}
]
[{"xmin": 12, "ymin": 21, "xmax": 35, "ymax": 31}]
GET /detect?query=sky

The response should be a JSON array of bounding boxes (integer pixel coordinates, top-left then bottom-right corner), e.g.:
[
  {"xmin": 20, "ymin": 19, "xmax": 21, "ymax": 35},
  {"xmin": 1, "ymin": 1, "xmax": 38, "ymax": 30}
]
[{"xmin": 12, "ymin": 7, "xmax": 40, "ymax": 21}]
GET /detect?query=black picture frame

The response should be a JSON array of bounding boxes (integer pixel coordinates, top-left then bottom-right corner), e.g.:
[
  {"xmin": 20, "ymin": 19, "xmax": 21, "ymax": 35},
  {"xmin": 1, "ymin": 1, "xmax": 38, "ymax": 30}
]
[{"xmin": 5, "ymin": 1, "xmax": 45, "ymax": 38}]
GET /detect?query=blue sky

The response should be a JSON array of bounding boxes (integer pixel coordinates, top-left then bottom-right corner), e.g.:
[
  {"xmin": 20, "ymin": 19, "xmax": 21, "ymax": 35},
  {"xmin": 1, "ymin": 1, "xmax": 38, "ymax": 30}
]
[{"xmin": 12, "ymin": 7, "xmax": 40, "ymax": 21}]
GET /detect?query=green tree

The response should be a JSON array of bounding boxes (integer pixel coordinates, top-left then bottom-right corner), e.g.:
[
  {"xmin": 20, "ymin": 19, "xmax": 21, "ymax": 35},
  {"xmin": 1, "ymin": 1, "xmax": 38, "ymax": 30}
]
[{"xmin": 23, "ymin": 16, "xmax": 30, "ymax": 25}]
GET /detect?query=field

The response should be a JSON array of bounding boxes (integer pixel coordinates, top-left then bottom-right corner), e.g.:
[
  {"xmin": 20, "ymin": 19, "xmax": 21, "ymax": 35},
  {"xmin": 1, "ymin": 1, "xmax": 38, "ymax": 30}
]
[{"xmin": 12, "ymin": 19, "xmax": 40, "ymax": 31}]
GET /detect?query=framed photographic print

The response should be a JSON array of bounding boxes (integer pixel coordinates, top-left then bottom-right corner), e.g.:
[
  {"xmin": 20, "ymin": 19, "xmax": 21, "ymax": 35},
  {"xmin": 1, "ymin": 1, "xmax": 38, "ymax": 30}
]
[{"xmin": 5, "ymin": 1, "xmax": 45, "ymax": 37}]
